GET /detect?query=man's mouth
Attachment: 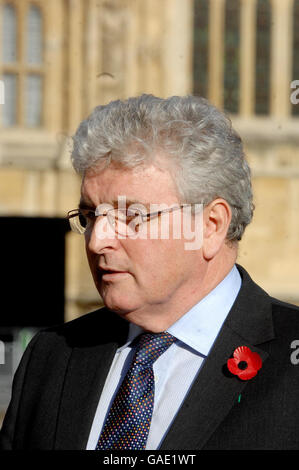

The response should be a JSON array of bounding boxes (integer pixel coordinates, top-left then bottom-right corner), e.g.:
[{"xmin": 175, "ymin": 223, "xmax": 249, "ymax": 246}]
[{"xmin": 98, "ymin": 267, "xmax": 130, "ymax": 280}]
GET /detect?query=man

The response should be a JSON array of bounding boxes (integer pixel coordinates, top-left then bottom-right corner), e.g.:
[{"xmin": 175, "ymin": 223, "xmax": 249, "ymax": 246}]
[{"xmin": 1, "ymin": 94, "xmax": 299, "ymax": 450}]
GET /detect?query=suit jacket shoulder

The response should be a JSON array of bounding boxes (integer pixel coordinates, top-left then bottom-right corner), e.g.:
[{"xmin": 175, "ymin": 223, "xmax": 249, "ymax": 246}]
[{"xmin": 0, "ymin": 307, "xmax": 129, "ymax": 450}]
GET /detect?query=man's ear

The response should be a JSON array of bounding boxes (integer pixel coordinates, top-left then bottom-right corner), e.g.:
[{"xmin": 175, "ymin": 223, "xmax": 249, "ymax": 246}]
[{"xmin": 202, "ymin": 198, "xmax": 232, "ymax": 260}]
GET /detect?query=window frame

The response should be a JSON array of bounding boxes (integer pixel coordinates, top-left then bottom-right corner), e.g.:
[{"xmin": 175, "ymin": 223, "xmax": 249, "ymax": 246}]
[{"xmin": 0, "ymin": 0, "xmax": 45, "ymax": 128}]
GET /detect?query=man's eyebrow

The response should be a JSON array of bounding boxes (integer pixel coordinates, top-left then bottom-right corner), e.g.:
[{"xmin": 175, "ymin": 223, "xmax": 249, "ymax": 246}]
[
  {"xmin": 79, "ymin": 199, "xmax": 151, "ymax": 210},
  {"xmin": 111, "ymin": 199, "xmax": 150, "ymax": 209},
  {"xmin": 78, "ymin": 199, "xmax": 95, "ymax": 209}
]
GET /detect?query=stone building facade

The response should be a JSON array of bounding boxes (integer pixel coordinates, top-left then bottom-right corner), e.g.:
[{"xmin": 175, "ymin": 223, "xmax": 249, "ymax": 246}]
[{"xmin": 0, "ymin": 0, "xmax": 298, "ymax": 324}]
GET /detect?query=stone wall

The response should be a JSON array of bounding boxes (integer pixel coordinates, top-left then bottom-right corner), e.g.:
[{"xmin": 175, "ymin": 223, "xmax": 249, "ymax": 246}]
[{"xmin": 0, "ymin": 0, "xmax": 298, "ymax": 324}]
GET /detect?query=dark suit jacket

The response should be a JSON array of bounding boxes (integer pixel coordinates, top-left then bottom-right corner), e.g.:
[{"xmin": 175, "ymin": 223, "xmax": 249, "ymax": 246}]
[{"xmin": 1, "ymin": 264, "xmax": 299, "ymax": 450}]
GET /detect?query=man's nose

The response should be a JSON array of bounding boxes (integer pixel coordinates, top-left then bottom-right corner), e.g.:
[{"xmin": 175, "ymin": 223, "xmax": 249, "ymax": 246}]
[{"xmin": 86, "ymin": 216, "xmax": 119, "ymax": 253}]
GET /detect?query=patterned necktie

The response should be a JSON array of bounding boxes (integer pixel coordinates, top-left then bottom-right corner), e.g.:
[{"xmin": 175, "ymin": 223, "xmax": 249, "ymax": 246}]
[{"xmin": 96, "ymin": 331, "xmax": 177, "ymax": 450}]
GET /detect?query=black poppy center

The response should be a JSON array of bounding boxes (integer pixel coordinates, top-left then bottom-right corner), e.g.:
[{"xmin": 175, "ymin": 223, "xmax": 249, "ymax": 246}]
[{"xmin": 238, "ymin": 360, "xmax": 248, "ymax": 370}]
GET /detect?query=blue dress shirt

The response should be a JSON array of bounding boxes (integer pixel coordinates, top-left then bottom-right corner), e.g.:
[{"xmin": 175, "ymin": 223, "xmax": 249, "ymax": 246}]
[{"xmin": 86, "ymin": 264, "xmax": 242, "ymax": 450}]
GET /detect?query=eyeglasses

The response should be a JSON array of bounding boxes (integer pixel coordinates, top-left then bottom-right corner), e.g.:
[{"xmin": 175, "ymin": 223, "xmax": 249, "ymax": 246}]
[{"xmin": 67, "ymin": 205, "xmax": 186, "ymax": 236}]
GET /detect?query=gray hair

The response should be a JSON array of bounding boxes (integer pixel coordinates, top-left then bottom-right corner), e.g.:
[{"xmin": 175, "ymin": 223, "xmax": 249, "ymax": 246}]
[{"xmin": 71, "ymin": 94, "xmax": 254, "ymax": 241}]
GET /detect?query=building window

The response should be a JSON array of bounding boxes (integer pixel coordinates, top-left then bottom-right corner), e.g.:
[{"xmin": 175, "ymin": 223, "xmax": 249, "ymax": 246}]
[
  {"xmin": 2, "ymin": 3, "xmax": 16, "ymax": 63},
  {"xmin": 26, "ymin": 4, "xmax": 43, "ymax": 65},
  {"xmin": 0, "ymin": 1, "xmax": 44, "ymax": 127},
  {"xmin": 193, "ymin": 0, "xmax": 298, "ymax": 118},
  {"xmin": 255, "ymin": 0, "xmax": 271, "ymax": 115},
  {"xmin": 193, "ymin": 0, "xmax": 209, "ymax": 99},
  {"xmin": 224, "ymin": 0, "xmax": 240, "ymax": 114}
]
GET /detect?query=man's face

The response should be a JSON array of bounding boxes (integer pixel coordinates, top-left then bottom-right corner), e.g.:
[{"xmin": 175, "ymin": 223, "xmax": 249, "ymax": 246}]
[{"xmin": 81, "ymin": 161, "xmax": 205, "ymax": 329}]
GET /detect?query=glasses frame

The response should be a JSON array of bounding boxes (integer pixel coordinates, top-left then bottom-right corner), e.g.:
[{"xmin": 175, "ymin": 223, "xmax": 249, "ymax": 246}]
[{"xmin": 67, "ymin": 204, "xmax": 188, "ymax": 236}]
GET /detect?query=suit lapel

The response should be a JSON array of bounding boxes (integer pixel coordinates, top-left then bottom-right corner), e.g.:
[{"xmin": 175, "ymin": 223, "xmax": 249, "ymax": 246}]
[
  {"xmin": 160, "ymin": 325, "xmax": 269, "ymax": 450},
  {"xmin": 160, "ymin": 264, "xmax": 275, "ymax": 450},
  {"xmin": 54, "ymin": 310, "xmax": 129, "ymax": 450}
]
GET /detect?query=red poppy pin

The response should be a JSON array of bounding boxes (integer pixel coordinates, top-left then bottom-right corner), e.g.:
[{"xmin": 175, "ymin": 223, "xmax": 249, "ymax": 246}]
[{"xmin": 227, "ymin": 346, "xmax": 262, "ymax": 381}]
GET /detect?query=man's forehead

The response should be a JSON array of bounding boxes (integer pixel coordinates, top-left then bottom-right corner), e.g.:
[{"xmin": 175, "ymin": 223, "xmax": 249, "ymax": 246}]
[{"xmin": 80, "ymin": 163, "xmax": 179, "ymax": 208}]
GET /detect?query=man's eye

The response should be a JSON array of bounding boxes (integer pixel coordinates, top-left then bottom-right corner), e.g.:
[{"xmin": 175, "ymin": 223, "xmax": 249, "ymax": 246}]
[
  {"xmin": 85, "ymin": 211, "xmax": 95, "ymax": 219},
  {"xmin": 79, "ymin": 210, "xmax": 95, "ymax": 227}
]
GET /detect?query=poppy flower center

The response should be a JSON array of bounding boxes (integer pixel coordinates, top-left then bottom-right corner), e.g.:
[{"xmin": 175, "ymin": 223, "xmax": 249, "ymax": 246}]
[{"xmin": 238, "ymin": 360, "xmax": 248, "ymax": 370}]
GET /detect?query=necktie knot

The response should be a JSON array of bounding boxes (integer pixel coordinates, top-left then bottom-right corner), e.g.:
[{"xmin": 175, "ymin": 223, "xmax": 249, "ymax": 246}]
[
  {"xmin": 133, "ymin": 332, "xmax": 177, "ymax": 368},
  {"xmin": 96, "ymin": 330, "xmax": 177, "ymax": 450}
]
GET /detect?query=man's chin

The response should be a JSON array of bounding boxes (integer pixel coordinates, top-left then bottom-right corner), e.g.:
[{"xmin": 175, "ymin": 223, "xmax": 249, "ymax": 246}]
[
  {"xmin": 102, "ymin": 299, "xmax": 166, "ymax": 332},
  {"xmin": 100, "ymin": 294, "xmax": 141, "ymax": 317}
]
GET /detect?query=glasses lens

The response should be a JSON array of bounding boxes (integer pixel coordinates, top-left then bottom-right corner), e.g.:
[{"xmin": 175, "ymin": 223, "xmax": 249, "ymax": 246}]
[
  {"xmin": 108, "ymin": 209, "xmax": 143, "ymax": 236},
  {"xmin": 69, "ymin": 212, "xmax": 86, "ymax": 234},
  {"xmin": 79, "ymin": 212, "xmax": 87, "ymax": 229}
]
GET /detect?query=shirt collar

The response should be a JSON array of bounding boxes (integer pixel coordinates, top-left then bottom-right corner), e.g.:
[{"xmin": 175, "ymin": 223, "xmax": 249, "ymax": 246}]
[
  {"xmin": 119, "ymin": 265, "xmax": 242, "ymax": 357},
  {"xmin": 167, "ymin": 264, "xmax": 241, "ymax": 356},
  {"xmin": 117, "ymin": 322, "xmax": 144, "ymax": 352}
]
